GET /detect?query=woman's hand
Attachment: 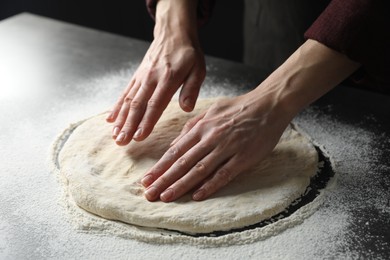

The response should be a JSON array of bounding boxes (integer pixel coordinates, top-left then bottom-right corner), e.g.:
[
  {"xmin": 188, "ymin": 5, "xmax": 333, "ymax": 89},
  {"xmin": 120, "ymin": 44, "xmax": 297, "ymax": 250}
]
[
  {"xmin": 141, "ymin": 93, "xmax": 292, "ymax": 202},
  {"xmin": 106, "ymin": 0, "xmax": 205, "ymax": 145}
]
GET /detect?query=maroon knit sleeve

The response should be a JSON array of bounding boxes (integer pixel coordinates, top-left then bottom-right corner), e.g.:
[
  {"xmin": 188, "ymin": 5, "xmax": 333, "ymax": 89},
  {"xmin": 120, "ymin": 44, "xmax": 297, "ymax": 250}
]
[
  {"xmin": 305, "ymin": 0, "xmax": 390, "ymax": 90},
  {"xmin": 145, "ymin": 0, "xmax": 216, "ymax": 26}
]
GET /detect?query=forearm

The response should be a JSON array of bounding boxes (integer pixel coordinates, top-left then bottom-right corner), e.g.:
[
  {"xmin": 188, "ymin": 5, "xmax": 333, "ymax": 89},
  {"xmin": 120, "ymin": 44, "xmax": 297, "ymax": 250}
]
[{"xmin": 253, "ymin": 39, "xmax": 361, "ymax": 123}]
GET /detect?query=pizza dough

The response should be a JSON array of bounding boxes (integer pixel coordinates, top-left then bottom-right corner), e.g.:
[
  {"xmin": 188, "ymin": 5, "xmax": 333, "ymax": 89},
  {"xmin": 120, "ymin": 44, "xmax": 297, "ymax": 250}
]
[{"xmin": 58, "ymin": 98, "xmax": 318, "ymax": 234}]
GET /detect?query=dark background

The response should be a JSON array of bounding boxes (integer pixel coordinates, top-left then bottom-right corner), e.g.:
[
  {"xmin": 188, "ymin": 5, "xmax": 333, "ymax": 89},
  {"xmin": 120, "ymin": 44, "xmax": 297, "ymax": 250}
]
[{"xmin": 0, "ymin": 0, "xmax": 244, "ymax": 62}]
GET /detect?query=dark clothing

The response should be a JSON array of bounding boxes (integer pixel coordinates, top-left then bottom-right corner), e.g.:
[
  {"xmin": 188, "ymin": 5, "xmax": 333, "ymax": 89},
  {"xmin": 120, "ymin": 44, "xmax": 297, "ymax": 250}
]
[
  {"xmin": 305, "ymin": 0, "xmax": 390, "ymax": 93},
  {"xmin": 243, "ymin": 0, "xmax": 330, "ymax": 75},
  {"xmin": 146, "ymin": 0, "xmax": 390, "ymax": 92}
]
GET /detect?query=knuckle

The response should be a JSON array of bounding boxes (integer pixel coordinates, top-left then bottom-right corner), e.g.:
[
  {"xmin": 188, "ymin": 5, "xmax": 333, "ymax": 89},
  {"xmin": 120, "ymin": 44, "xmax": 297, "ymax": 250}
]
[
  {"xmin": 197, "ymin": 141, "xmax": 210, "ymax": 151},
  {"xmin": 147, "ymin": 99, "xmax": 159, "ymax": 109},
  {"xmin": 118, "ymin": 93, "xmax": 127, "ymax": 102},
  {"xmin": 149, "ymin": 166, "xmax": 161, "ymax": 176},
  {"xmin": 208, "ymin": 127, "xmax": 223, "ymax": 139},
  {"xmin": 210, "ymin": 127, "xmax": 220, "ymax": 136},
  {"xmin": 164, "ymin": 67, "xmax": 176, "ymax": 83},
  {"xmin": 195, "ymin": 120, "xmax": 207, "ymax": 130},
  {"xmin": 183, "ymin": 120, "xmax": 194, "ymax": 130},
  {"xmin": 218, "ymin": 168, "xmax": 231, "ymax": 178},
  {"xmin": 123, "ymin": 96, "xmax": 133, "ymax": 104},
  {"xmin": 167, "ymin": 146, "xmax": 180, "ymax": 157},
  {"xmin": 144, "ymin": 68, "xmax": 156, "ymax": 79},
  {"xmin": 176, "ymin": 157, "xmax": 188, "ymax": 168},
  {"xmin": 222, "ymin": 118, "xmax": 235, "ymax": 129},
  {"xmin": 185, "ymin": 118, "xmax": 194, "ymax": 126},
  {"xmin": 130, "ymin": 99, "xmax": 144, "ymax": 110},
  {"xmin": 216, "ymin": 168, "xmax": 233, "ymax": 184},
  {"xmin": 194, "ymin": 162, "xmax": 207, "ymax": 175}
]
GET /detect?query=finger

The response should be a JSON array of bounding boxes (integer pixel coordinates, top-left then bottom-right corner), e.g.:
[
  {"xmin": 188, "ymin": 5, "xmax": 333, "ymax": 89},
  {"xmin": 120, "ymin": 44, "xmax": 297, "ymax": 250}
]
[
  {"xmin": 145, "ymin": 138, "xmax": 217, "ymax": 202},
  {"xmin": 192, "ymin": 155, "xmax": 242, "ymax": 201},
  {"xmin": 115, "ymin": 80, "xmax": 157, "ymax": 145},
  {"xmin": 170, "ymin": 111, "xmax": 206, "ymax": 147},
  {"xmin": 179, "ymin": 66, "xmax": 206, "ymax": 112},
  {"xmin": 111, "ymin": 81, "xmax": 141, "ymax": 139},
  {"xmin": 141, "ymin": 127, "xmax": 201, "ymax": 186},
  {"xmin": 106, "ymin": 78, "xmax": 135, "ymax": 123},
  {"xmin": 132, "ymin": 77, "xmax": 182, "ymax": 142},
  {"xmin": 142, "ymin": 137, "xmax": 205, "ymax": 202},
  {"xmin": 160, "ymin": 146, "xmax": 230, "ymax": 202}
]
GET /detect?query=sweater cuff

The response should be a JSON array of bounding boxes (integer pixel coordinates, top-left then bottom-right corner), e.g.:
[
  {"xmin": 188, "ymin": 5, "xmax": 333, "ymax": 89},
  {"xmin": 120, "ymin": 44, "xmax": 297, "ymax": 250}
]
[
  {"xmin": 304, "ymin": 0, "xmax": 374, "ymax": 63},
  {"xmin": 305, "ymin": 0, "xmax": 390, "ymax": 92}
]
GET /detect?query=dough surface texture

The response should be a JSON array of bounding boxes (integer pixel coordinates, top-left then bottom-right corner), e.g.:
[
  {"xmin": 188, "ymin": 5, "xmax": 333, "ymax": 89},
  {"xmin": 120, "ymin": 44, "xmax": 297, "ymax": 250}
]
[{"xmin": 58, "ymin": 98, "xmax": 318, "ymax": 234}]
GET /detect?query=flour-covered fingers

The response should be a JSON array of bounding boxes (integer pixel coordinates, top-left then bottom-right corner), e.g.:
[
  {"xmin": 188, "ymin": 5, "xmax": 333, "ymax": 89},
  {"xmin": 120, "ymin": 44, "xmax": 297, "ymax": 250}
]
[
  {"xmin": 106, "ymin": 78, "xmax": 136, "ymax": 123},
  {"xmin": 192, "ymin": 155, "xmax": 242, "ymax": 201},
  {"xmin": 170, "ymin": 111, "xmax": 206, "ymax": 147},
  {"xmin": 159, "ymin": 147, "xmax": 229, "ymax": 202}
]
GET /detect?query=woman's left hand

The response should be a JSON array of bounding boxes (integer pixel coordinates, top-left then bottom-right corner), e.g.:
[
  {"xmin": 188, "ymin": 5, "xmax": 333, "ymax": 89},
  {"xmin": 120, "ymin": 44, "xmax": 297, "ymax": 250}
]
[{"xmin": 140, "ymin": 93, "xmax": 291, "ymax": 202}]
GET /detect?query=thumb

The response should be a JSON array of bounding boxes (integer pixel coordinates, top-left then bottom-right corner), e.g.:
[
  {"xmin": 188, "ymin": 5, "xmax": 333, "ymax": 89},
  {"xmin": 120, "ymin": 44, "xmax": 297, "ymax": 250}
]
[
  {"xmin": 170, "ymin": 111, "xmax": 206, "ymax": 147},
  {"xmin": 179, "ymin": 65, "xmax": 206, "ymax": 112}
]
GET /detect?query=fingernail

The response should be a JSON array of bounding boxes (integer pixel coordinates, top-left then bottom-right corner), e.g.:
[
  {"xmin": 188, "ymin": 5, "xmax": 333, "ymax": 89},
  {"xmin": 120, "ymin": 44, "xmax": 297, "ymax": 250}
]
[
  {"xmin": 193, "ymin": 189, "xmax": 205, "ymax": 201},
  {"xmin": 116, "ymin": 132, "xmax": 126, "ymax": 142},
  {"xmin": 112, "ymin": 127, "xmax": 120, "ymax": 137},
  {"xmin": 141, "ymin": 175, "xmax": 153, "ymax": 187},
  {"xmin": 184, "ymin": 97, "xmax": 192, "ymax": 108},
  {"xmin": 145, "ymin": 186, "xmax": 158, "ymax": 199},
  {"xmin": 133, "ymin": 128, "xmax": 142, "ymax": 139},
  {"xmin": 161, "ymin": 188, "xmax": 175, "ymax": 202}
]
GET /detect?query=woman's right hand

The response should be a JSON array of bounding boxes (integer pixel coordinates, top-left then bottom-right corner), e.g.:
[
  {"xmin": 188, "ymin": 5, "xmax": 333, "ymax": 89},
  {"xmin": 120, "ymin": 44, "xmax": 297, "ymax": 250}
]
[{"xmin": 106, "ymin": 0, "xmax": 206, "ymax": 146}]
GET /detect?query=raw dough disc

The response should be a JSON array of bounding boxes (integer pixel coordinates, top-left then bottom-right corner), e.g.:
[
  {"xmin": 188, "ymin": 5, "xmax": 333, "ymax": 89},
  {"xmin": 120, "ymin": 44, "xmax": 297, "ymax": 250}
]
[{"xmin": 58, "ymin": 98, "xmax": 318, "ymax": 234}]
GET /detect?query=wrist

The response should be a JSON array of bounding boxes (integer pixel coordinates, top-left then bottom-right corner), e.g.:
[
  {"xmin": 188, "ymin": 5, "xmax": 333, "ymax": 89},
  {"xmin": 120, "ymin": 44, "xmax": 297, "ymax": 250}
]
[
  {"xmin": 154, "ymin": 0, "xmax": 199, "ymax": 45},
  {"xmin": 252, "ymin": 39, "xmax": 360, "ymax": 121}
]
